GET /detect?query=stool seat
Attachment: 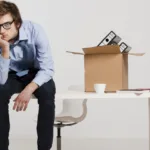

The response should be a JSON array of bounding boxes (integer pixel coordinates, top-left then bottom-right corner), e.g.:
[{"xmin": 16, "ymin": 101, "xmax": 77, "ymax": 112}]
[{"xmin": 54, "ymin": 98, "xmax": 87, "ymax": 150}]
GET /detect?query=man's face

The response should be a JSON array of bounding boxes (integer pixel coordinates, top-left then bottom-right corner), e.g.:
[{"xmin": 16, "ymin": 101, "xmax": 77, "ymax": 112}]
[{"xmin": 0, "ymin": 13, "xmax": 19, "ymax": 42}]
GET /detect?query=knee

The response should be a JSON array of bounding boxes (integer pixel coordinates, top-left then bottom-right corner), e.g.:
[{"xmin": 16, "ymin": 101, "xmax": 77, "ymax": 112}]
[
  {"xmin": 0, "ymin": 85, "xmax": 12, "ymax": 104},
  {"xmin": 38, "ymin": 97, "xmax": 55, "ymax": 106},
  {"xmin": 35, "ymin": 89, "xmax": 55, "ymax": 106},
  {"xmin": 34, "ymin": 79, "xmax": 56, "ymax": 105}
]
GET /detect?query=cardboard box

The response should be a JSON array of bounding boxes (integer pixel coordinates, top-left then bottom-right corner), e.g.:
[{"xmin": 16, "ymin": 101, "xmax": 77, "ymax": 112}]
[{"xmin": 67, "ymin": 45, "xmax": 144, "ymax": 92}]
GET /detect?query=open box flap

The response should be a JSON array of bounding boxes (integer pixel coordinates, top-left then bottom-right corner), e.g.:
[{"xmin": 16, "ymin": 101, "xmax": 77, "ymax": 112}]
[
  {"xmin": 66, "ymin": 51, "xmax": 84, "ymax": 55},
  {"xmin": 123, "ymin": 53, "xmax": 145, "ymax": 56},
  {"xmin": 67, "ymin": 47, "xmax": 145, "ymax": 56},
  {"xmin": 83, "ymin": 45, "xmax": 121, "ymax": 54}
]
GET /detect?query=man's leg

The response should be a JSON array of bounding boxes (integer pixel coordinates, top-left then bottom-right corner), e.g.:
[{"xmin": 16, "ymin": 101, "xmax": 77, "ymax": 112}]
[
  {"xmin": 34, "ymin": 79, "xmax": 56, "ymax": 150},
  {"xmin": 0, "ymin": 73, "xmax": 24, "ymax": 150}
]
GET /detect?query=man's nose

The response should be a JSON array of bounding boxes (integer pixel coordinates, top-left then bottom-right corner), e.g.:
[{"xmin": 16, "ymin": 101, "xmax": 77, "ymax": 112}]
[{"xmin": 0, "ymin": 26, "xmax": 5, "ymax": 34}]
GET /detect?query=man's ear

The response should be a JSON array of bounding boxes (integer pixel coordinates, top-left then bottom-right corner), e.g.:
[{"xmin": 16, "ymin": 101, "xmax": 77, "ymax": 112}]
[{"xmin": 16, "ymin": 23, "xmax": 21, "ymax": 29}]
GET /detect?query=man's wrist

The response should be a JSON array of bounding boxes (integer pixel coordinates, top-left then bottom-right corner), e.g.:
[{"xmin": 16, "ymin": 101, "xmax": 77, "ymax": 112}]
[
  {"xmin": 25, "ymin": 82, "xmax": 39, "ymax": 93},
  {"xmin": 1, "ymin": 46, "xmax": 10, "ymax": 59}
]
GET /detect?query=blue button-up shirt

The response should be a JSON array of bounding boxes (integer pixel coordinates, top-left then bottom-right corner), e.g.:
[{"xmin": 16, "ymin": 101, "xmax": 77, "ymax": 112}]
[{"xmin": 0, "ymin": 20, "xmax": 54, "ymax": 86}]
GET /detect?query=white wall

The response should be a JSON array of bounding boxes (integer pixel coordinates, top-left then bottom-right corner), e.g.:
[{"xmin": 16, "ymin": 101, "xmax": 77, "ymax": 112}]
[{"xmin": 9, "ymin": 0, "xmax": 150, "ymax": 140}]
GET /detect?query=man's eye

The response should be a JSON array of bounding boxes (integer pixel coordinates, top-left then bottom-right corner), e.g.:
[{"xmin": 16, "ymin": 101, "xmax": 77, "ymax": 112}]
[{"xmin": 3, "ymin": 22, "xmax": 10, "ymax": 27}]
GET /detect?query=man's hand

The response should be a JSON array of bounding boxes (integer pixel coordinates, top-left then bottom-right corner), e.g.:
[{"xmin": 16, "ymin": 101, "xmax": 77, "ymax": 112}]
[
  {"xmin": 13, "ymin": 88, "xmax": 33, "ymax": 111},
  {"xmin": 0, "ymin": 35, "xmax": 10, "ymax": 59},
  {"xmin": 13, "ymin": 82, "xmax": 38, "ymax": 111},
  {"xmin": 0, "ymin": 35, "xmax": 9, "ymax": 49}
]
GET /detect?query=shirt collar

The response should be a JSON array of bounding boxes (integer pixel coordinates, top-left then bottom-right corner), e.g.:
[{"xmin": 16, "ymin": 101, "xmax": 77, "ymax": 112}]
[{"xmin": 18, "ymin": 24, "xmax": 28, "ymax": 41}]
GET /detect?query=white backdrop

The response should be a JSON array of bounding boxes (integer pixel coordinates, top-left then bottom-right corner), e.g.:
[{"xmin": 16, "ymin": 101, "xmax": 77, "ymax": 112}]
[{"xmin": 8, "ymin": 0, "xmax": 150, "ymax": 139}]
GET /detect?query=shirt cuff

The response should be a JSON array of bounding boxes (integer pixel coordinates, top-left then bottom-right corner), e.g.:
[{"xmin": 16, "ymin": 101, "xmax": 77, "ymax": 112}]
[{"xmin": 32, "ymin": 77, "xmax": 52, "ymax": 87}]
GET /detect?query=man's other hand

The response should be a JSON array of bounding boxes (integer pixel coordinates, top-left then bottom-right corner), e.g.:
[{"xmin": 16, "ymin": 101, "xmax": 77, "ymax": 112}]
[{"xmin": 13, "ymin": 88, "xmax": 32, "ymax": 111}]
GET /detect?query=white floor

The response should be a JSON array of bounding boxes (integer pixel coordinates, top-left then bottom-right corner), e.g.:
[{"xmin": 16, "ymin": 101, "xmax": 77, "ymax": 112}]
[{"xmin": 9, "ymin": 138, "xmax": 148, "ymax": 150}]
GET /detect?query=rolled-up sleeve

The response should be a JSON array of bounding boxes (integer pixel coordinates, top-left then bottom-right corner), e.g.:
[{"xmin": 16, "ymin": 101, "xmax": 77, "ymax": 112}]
[
  {"xmin": 0, "ymin": 55, "xmax": 10, "ymax": 84},
  {"xmin": 32, "ymin": 25, "xmax": 54, "ymax": 86}
]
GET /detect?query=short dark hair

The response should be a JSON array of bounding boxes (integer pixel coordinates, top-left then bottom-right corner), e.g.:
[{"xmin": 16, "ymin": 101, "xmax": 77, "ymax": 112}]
[{"xmin": 0, "ymin": 1, "xmax": 22, "ymax": 25}]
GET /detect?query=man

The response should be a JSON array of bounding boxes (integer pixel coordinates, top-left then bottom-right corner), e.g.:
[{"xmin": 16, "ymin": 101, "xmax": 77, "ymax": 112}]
[{"xmin": 0, "ymin": 1, "xmax": 56, "ymax": 150}]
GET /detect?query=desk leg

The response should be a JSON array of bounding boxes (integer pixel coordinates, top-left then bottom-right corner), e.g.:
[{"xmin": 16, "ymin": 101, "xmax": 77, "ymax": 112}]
[{"xmin": 148, "ymin": 98, "xmax": 150, "ymax": 150}]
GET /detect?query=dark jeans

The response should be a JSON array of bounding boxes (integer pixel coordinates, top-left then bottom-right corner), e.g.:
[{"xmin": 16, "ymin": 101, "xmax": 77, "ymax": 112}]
[{"xmin": 0, "ymin": 69, "xmax": 56, "ymax": 150}]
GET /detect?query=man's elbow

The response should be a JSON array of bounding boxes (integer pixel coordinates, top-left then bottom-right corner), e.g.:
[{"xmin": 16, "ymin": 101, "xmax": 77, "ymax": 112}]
[
  {"xmin": 0, "ymin": 78, "xmax": 7, "ymax": 85},
  {"xmin": 0, "ymin": 72, "xmax": 9, "ymax": 85},
  {"xmin": 0, "ymin": 81, "xmax": 7, "ymax": 85}
]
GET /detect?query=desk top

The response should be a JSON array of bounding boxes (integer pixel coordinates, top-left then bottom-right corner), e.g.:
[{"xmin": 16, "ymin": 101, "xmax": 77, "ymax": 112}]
[{"xmin": 56, "ymin": 91, "xmax": 150, "ymax": 99}]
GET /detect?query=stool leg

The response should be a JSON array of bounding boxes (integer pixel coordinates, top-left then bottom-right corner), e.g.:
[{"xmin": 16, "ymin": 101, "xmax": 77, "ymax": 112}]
[{"xmin": 57, "ymin": 127, "xmax": 61, "ymax": 150}]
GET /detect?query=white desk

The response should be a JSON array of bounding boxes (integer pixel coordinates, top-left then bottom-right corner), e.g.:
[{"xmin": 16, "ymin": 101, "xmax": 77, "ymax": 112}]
[{"xmin": 56, "ymin": 91, "xmax": 150, "ymax": 150}]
